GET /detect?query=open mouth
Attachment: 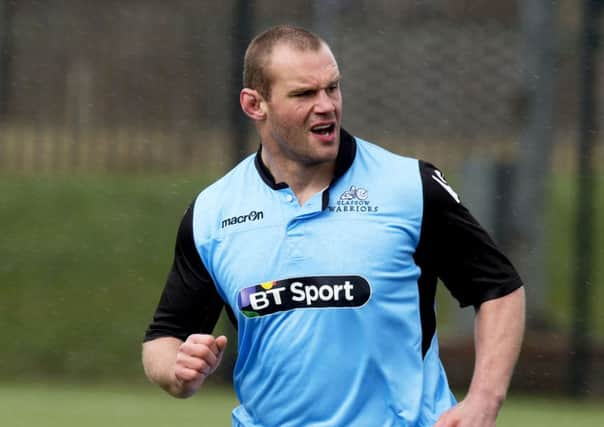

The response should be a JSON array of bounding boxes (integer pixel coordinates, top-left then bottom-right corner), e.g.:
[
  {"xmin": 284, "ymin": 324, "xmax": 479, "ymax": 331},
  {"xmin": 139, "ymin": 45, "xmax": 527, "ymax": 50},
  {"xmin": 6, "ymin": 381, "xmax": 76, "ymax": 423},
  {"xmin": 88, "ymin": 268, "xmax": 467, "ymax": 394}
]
[{"xmin": 310, "ymin": 123, "xmax": 336, "ymax": 136}]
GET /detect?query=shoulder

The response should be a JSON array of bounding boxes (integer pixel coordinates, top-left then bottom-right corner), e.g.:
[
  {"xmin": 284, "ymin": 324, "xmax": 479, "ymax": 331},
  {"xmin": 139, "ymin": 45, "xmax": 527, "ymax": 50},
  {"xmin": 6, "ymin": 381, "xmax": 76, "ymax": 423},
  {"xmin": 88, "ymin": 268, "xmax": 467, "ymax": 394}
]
[
  {"xmin": 349, "ymin": 136, "xmax": 462, "ymax": 206},
  {"xmin": 351, "ymin": 137, "xmax": 421, "ymax": 188},
  {"xmin": 342, "ymin": 137, "xmax": 425, "ymax": 223},
  {"xmin": 353, "ymin": 136, "xmax": 419, "ymax": 169},
  {"xmin": 417, "ymin": 160, "xmax": 461, "ymax": 207}
]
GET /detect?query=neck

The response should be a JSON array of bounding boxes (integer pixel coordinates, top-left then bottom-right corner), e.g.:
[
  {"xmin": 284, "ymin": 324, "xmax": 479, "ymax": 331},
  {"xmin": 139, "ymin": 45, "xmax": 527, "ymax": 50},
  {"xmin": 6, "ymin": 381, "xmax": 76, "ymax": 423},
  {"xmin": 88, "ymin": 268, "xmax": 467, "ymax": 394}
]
[{"xmin": 260, "ymin": 148, "xmax": 335, "ymax": 206}]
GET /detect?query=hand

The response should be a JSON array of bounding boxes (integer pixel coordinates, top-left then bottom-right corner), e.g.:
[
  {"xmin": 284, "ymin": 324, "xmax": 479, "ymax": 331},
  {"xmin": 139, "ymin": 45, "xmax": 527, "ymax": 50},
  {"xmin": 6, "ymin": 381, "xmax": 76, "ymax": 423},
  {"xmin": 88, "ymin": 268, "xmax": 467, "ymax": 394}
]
[
  {"xmin": 173, "ymin": 334, "xmax": 228, "ymax": 396},
  {"xmin": 432, "ymin": 396, "xmax": 499, "ymax": 427}
]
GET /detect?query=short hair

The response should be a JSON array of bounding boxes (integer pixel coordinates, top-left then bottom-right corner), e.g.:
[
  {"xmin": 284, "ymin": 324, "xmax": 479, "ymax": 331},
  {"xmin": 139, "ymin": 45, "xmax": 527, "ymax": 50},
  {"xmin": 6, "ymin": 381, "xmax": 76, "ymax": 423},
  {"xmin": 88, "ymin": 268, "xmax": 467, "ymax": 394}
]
[{"xmin": 243, "ymin": 25, "xmax": 327, "ymax": 99}]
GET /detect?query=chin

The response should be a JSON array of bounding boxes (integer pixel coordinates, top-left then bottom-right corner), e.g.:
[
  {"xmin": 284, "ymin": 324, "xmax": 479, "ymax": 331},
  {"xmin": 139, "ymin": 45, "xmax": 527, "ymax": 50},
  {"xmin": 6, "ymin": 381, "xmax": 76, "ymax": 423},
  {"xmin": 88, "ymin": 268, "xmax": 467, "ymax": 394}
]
[{"xmin": 316, "ymin": 145, "xmax": 340, "ymax": 164}]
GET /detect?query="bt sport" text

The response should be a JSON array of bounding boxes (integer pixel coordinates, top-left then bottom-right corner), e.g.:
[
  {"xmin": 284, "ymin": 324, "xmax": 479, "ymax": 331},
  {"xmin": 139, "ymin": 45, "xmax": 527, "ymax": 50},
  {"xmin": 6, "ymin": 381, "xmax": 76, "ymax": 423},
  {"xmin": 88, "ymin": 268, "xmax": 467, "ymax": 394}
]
[{"xmin": 249, "ymin": 280, "xmax": 355, "ymax": 310}]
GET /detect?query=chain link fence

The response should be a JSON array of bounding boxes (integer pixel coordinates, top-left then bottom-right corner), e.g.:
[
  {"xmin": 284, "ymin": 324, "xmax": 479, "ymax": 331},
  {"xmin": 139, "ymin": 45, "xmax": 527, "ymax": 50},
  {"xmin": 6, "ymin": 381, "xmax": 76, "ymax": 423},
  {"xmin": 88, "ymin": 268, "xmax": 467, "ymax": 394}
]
[{"xmin": 0, "ymin": 0, "xmax": 593, "ymax": 174}]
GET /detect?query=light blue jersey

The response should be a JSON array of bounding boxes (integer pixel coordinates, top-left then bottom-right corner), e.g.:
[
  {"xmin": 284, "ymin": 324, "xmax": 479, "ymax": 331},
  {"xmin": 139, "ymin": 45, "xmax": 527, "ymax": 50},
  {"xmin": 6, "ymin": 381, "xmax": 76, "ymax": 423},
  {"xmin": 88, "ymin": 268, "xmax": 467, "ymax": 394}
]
[{"xmin": 145, "ymin": 130, "xmax": 523, "ymax": 427}]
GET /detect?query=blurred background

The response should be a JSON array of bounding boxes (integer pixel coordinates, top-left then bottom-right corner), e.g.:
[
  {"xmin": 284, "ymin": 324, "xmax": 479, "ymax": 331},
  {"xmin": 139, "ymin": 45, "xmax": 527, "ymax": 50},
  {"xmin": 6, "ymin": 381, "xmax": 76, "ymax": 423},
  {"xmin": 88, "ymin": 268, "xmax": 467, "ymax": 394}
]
[{"xmin": 0, "ymin": 0, "xmax": 602, "ymax": 425}]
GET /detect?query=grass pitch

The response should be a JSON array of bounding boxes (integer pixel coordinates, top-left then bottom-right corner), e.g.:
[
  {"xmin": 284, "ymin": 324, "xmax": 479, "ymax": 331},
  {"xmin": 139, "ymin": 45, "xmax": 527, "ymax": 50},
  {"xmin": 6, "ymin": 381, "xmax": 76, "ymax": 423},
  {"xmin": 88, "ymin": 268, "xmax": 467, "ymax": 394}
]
[
  {"xmin": 0, "ymin": 382, "xmax": 238, "ymax": 427},
  {"xmin": 0, "ymin": 383, "xmax": 603, "ymax": 427}
]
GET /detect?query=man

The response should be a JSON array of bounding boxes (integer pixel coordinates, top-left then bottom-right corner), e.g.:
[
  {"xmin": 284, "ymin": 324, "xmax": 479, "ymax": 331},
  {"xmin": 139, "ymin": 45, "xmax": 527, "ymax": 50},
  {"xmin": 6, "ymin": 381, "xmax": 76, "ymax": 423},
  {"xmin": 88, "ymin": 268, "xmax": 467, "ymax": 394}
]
[{"xmin": 142, "ymin": 25, "xmax": 525, "ymax": 427}]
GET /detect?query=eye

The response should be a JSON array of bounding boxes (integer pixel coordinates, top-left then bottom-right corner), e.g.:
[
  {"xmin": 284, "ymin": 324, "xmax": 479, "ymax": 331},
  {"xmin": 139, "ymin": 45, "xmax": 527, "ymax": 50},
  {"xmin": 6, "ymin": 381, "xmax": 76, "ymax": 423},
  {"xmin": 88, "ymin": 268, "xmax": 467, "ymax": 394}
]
[
  {"xmin": 294, "ymin": 90, "xmax": 314, "ymax": 98},
  {"xmin": 326, "ymin": 82, "xmax": 339, "ymax": 93}
]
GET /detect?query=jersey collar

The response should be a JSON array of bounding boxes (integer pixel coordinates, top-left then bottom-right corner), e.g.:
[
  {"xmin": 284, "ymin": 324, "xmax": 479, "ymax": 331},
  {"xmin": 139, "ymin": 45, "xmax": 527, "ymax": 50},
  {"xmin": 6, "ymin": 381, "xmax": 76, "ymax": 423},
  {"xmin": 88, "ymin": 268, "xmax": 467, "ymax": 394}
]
[{"xmin": 254, "ymin": 128, "xmax": 357, "ymax": 198}]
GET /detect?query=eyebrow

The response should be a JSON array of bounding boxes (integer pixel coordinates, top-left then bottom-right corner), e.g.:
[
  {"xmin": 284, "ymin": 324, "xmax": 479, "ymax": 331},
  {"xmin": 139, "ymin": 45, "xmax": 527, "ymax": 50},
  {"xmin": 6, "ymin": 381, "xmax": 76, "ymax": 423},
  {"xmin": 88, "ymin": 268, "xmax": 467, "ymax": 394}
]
[{"xmin": 287, "ymin": 75, "xmax": 342, "ymax": 95}]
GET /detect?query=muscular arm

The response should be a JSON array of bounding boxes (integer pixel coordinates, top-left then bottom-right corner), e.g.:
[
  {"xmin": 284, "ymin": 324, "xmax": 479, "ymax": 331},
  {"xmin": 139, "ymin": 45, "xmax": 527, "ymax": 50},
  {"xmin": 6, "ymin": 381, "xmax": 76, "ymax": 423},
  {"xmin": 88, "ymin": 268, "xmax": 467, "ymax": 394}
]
[
  {"xmin": 142, "ymin": 334, "xmax": 228, "ymax": 399},
  {"xmin": 434, "ymin": 286, "xmax": 526, "ymax": 427},
  {"xmin": 468, "ymin": 286, "xmax": 525, "ymax": 411},
  {"xmin": 414, "ymin": 163, "xmax": 526, "ymax": 426}
]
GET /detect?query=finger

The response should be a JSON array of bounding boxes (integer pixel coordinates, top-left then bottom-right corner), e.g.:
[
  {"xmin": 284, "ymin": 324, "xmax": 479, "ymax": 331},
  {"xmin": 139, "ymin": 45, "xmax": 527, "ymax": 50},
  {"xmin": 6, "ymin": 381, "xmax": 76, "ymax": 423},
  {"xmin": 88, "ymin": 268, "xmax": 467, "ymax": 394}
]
[
  {"xmin": 174, "ymin": 365, "xmax": 204, "ymax": 383},
  {"xmin": 179, "ymin": 344, "xmax": 219, "ymax": 369},
  {"xmin": 216, "ymin": 335, "xmax": 228, "ymax": 354},
  {"xmin": 187, "ymin": 334, "xmax": 219, "ymax": 348},
  {"xmin": 185, "ymin": 333, "xmax": 217, "ymax": 346},
  {"xmin": 186, "ymin": 334, "xmax": 221, "ymax": 356},
  {"xmin": 180, "ymin": 340, "xmax": 219, "ymax": 359},
  {"xmin": 176, "ymin": 352, "xmax": 216, "ymax": 375},
  {"xmin": 213, "ymin": 336, "xmax": 228, "ymax": 367}
]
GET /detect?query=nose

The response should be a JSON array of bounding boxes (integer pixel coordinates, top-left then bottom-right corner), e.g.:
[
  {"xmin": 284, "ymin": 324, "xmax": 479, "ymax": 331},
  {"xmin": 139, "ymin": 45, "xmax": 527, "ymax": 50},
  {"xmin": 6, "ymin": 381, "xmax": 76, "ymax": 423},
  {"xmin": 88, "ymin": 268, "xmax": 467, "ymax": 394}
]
[{"xmin": 313, "ymin": 89, "xmax": 336, "ymax": 114}]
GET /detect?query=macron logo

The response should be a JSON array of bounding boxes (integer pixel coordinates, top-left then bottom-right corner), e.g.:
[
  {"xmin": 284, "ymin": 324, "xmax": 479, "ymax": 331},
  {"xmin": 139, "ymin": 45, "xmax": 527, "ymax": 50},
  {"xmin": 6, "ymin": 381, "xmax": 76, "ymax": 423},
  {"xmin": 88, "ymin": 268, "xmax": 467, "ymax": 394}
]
[{"xmin": 221, "ymin": 210, "xmax": 264, "ymax": 229}]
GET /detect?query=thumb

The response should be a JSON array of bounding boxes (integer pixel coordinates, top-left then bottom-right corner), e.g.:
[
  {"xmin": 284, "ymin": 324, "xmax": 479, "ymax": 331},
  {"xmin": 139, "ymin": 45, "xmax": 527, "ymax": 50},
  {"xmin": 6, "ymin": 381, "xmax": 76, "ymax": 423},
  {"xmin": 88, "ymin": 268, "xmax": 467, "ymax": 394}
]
[
  {"xmin": 215, "ymin": 335, "xmax": 228, "ymax": 355},
  {"xmin": 207, "ymin": 335, "xmax": 228, "ymax": 376}
]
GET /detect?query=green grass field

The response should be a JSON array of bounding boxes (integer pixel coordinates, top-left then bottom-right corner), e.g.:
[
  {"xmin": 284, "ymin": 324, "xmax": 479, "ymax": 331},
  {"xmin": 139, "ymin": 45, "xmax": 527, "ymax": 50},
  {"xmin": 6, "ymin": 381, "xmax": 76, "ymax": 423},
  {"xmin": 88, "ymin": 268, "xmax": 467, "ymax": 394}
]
[
  {"xmin": 0, "ymin": 383, "xmax": 602, "ymax": 427},
  {"xmin": 0, "ymin": 383, "xmax": 238, "ymax": 427},
  {"xmin": 0, "ymin": 173, "xmax": 231, "ymax": 383}
]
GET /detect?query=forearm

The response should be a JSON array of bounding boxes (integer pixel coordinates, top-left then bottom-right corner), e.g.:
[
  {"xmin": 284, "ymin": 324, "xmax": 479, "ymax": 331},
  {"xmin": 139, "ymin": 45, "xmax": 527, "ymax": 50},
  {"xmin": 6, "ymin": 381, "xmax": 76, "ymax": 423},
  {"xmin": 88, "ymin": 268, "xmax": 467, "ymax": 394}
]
[
  {"xmin": 466, "ymin": 287, "xmax": 526, "ymax": 413},
  {"xmin": 142, "ymin": 336, "xmax": 189, "ymax": 398}
]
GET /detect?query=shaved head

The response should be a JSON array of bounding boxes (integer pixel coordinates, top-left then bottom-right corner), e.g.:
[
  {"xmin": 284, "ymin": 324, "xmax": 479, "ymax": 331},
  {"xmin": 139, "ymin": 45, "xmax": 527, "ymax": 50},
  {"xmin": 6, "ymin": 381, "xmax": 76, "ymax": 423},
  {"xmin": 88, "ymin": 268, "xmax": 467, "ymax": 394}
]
[{"xmin": 243, "ymin": 25, "xmax": 328, "ymax": 99}]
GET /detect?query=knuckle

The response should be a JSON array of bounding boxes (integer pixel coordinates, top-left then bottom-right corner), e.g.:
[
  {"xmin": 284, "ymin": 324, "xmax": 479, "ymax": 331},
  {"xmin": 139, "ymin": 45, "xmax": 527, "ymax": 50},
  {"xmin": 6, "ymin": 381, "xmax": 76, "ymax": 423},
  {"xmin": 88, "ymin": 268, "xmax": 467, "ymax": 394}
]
[
  {"xmin": 197, "ymin": 345, "xmax": 212, "ymax": 358},
  {"xmin": 174, "ymin": 367, "xmax": 197, "ymax": 382},
  {"xmin": 198, "ymin": 360, "xmax": 211, "ymax": 374},
  {"xmin": 178, "ymin": 342, "xmax": 193, "ymax": 355},
  {"xmin": 189, "ymin": 357, "xmax": 205, "ymax": 372},
  {"xmin": 188, "ymin": 333, "xmax": 212, "ymax": 345}
]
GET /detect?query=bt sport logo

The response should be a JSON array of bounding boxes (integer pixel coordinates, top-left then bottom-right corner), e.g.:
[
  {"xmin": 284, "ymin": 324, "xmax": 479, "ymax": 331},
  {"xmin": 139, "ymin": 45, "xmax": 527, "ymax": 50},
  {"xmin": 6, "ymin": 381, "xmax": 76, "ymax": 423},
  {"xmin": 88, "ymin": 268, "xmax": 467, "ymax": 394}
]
[{"xmin": 238, "ymin": 275, "xmax": 372, "ymax": 318}]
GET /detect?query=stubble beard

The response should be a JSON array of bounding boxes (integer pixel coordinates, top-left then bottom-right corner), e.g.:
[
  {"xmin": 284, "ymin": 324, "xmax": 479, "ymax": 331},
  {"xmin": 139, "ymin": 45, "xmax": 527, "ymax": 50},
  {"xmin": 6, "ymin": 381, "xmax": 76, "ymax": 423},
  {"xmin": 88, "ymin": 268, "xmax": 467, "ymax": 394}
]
[{"xmin": 276, "ymin": 128, "xmax": 339, "ymax": 167}]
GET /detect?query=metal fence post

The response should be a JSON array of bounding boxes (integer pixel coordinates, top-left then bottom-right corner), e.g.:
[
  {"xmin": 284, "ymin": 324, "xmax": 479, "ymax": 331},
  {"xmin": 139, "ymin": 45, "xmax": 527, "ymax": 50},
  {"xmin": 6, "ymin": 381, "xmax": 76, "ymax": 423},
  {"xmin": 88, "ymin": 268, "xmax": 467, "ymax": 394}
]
[
  {"xmin": 230, "ymin": 0, "xmax": 252, "ymax": 166},
  {"xmin": 0, "ymin": 0, "xmax": 11, "ymax": 119},
  {"xmin": 512, "ymin": 0, "xmax": 557, "ymax": 330},
  {"xmin": 570, "ymin": 0, "xmax": 602, "ymax": 398}
]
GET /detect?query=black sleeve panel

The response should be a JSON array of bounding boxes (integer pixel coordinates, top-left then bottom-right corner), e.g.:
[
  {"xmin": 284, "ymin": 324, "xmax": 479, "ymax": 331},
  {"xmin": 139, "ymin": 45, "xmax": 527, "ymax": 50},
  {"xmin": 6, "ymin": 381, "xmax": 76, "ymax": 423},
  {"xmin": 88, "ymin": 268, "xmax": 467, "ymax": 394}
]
[
  {"xmin": 416, "ymin": 161, "xmax": 523, "ymax": 308},
  {"xmin": 143, "ymin": 204, "xmax": 227, "ymax": 342}
]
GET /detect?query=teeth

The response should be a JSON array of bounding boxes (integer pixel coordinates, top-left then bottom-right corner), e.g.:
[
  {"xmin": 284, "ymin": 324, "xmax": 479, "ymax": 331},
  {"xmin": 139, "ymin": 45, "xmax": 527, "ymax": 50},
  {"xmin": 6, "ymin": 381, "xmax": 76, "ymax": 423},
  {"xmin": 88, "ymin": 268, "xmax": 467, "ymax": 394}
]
[{"xmin": 312, "ymin": 124, "xmax": 333, "ymax": 134}]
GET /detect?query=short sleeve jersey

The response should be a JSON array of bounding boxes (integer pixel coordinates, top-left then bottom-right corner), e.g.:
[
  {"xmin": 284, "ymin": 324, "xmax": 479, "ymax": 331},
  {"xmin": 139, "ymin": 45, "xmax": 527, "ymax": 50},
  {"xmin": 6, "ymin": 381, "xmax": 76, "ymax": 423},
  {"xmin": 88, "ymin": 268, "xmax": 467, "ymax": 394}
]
[{"xmin": 144, "ymin": 130, "xmax": 523, "ymax": 427}]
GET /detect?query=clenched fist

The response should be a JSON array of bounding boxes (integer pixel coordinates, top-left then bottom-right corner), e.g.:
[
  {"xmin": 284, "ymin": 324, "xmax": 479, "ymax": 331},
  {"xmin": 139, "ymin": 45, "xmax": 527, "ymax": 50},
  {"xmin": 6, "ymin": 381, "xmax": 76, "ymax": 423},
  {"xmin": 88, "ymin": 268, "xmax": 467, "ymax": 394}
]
[{"xmin": 173, "ymin": 334, "xmax": 228, "ymax": 396}]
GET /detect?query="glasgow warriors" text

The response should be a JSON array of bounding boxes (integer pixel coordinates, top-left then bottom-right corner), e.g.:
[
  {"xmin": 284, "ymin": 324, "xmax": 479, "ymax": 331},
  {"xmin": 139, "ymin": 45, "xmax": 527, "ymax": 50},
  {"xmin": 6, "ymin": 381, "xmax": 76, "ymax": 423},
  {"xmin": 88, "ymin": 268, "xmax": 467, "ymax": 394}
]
[{"xmin": 221, "ymin": 210, "xmax": 264, "ymax": 228}]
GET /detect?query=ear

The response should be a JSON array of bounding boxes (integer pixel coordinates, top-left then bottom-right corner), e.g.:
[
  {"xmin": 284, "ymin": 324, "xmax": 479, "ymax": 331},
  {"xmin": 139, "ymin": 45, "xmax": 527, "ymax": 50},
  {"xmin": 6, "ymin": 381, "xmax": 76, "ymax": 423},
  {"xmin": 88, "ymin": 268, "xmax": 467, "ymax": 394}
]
[{"xmin": 240, "ymin": 88, "xmax": 267, "ymax": 121}]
